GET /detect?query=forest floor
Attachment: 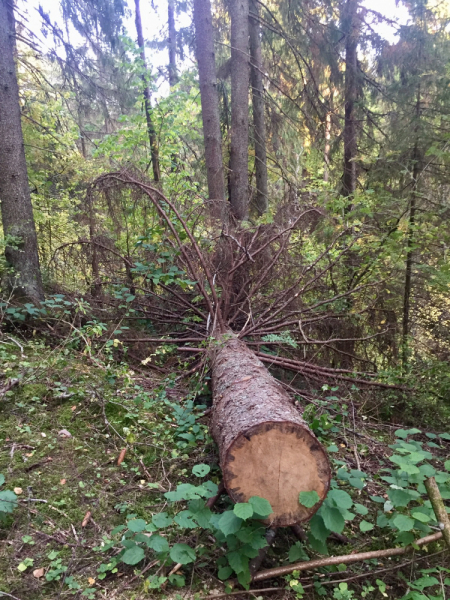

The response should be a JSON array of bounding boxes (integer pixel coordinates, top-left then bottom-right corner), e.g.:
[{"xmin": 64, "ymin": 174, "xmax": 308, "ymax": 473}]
[{"xmin": 0, "ymin": 334, "xmax": 449, "ymax": 600}]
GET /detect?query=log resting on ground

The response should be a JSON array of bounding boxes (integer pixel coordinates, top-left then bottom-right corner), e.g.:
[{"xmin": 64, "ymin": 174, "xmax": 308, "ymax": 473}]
[{"xmin": 210, "ymin": 333, "xmax": 331, "ymax": 527}]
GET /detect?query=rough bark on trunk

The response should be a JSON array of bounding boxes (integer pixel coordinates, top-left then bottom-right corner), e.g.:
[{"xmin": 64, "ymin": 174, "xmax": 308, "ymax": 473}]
[
  {"xmin": 249, "ymin": 0, "xmax": 268, "ymax": 216},
  {"xmin": 342, "ymin": 0, "xmax": 358, "ymax": 202},
  {"xmin": 402, "ymin": 87, "xmax": 421, "ymax": 368},
  {"xmin": 324, "ymin": 110, "xmax": 331, "ymax": 183},
  {"xmin": 210, "ymin": 334, "xmax": 330, "ymax": 527},
  {"xmin": 229, "ymin": 0, "xmax": 250, "ymax": 220},
  {"xmin": 0, "ymin": 0, "xmax": 44, "ymax": 303},
  {"xmin": 168, "ymin": 0, "xmax": 178, "ymax": 87},
  {"xmin": 193, "ymin": 0, "xmax": 226, "ymax": 219},
  {"xmin": 134, "ymin": 0, "xmax": 160, "ymax": 183}
]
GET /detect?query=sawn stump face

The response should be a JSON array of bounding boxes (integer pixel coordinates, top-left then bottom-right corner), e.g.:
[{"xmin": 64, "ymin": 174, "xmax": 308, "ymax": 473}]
[
  {"xmin": 225, "ymin": 421, "xmax": 330, "ymax": 526},
  {"xmin": 210, "ymin": 334, "xmax": 331, "ymax": 527}
]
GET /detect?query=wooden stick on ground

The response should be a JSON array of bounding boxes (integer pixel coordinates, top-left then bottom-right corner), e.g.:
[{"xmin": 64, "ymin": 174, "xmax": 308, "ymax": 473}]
[
  {"xmin": 425, "ymin": 476, "xmax": 450, "ymax": 550},
  {"xmin": 251, "ymin": 531, "xmax": 443, "ymax": 582}
]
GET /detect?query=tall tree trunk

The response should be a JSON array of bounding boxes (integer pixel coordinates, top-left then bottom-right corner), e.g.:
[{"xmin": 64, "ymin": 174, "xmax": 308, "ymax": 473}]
[
  {"xmin": 229, "ymin": 0, "xmax": 250, "ymax": 220},
  {"xmin": 402, "ymin": 86, "xmax": 422, "ymax": 368},
  {"xmin": 193, "ymin": 0, "xmax": 226, "ymax": 219},
  {"xmin": 342, "ymin": 0, "xmax": 358, "ymax": 202},
  {"xmin": 249, "ymin": 0, "xmax": 268, "ymax": 216},
  {"xmin": 324, "ymin": 111, "xmax": 331, "ymax": 183},
  {"xmin": 168, "ymin": 0, "xmax": 178, "ymax": 87},
  {"xmin": 134, "ymin": 0, "xmax": 160, "ymax": 182},
  {"xmin": 0, "ymin": 0, "xmax": 44, "ymax": 303}
]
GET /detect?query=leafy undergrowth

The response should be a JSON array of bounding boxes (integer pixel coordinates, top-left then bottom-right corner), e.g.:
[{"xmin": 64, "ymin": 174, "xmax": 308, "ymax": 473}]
[{"xmin": 0, "ymin": 336, "xmax": 449, "ymax": 600}]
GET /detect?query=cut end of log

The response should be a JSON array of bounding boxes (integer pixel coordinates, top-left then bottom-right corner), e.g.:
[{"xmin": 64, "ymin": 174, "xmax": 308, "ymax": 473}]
[{"xmin": 223, "ymin": 421, "xmax": 330, "ymax": 527}]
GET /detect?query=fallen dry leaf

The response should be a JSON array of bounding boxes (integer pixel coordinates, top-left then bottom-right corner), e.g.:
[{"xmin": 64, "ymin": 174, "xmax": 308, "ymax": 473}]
[
  {"xmin": 33, "ymin": 568, "xmax": 45, "ymax": 579},
  {"xmin": 13, "ymin": 487, "xmax": 23, "ymax": 495},
  {"xmin": 58, "ymin": 429, "xmax": 72, "ymax": 438},
  {"xmin": 25, "ymin": 452, "xmax": 33, "ymax": 457},
  {"xmin": 117, "ymin": 448, "xmax": 127, "ymax": 466},
  {"xmin": 88, "ymin": 577, "xmax": 95, "ymax": 585},
  {"xmin": 71, "ymin": 405, "xmax": 77, "ymax": 411},
  {"xmin": 81, "ymin": 510, "xmax": 92, "ymax": 527},
  {"xmin": 60, "ymin": 479, "xmax": 66, "ymax": 485}
]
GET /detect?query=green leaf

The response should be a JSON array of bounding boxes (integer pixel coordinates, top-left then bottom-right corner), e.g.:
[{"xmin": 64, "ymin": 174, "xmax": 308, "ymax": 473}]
[
  {"xmin": 328, "ymin": 489, "xmax": 353, "ymax": 509},
  {"xmin": 412, "ymin": 512, "xmax": 431, "ymax": 523},
  {"xmin": 218, "ymin": 511, "xmax": 242, "ymax": 535},
  {"xmin": 354, "ymin": 503, "xmax": 368, "ymax": 515},
  {"xmin": 174, "ymin": 510, "xmax": 197, "ymax": 529},
  {"xmin": 122, "ymin": 545, "xmax": 145, "ymax": 565},
  {"xmin": 360, "ymin": 520, "xmax": 374, "ymax": 532},
  {"xmin": 218, "ymin": 566, "xmax": 233, "ymax": 580},
  {"xmin": 299, "ymin": 490, "xmax": 320, "ymax": 508},
  {"xmin": 288, "ymin": 542, "xmax": 309, "ymax": 562},
  {"xmin": 227, "ymin": 550, "xmax": 248, "ymax": 574},
  {"xmin": 393, "ymin": 514, "xmax": 415, "ymax": 532},
  {"xmin": 192, "ymin": 464, "xmax": 211, "ymax": 477},
  {"xmin": 440, "ymin": 433, "xmax": 450, "ymax": 440},
  {"xmin": 349, "ymin": 478, "xmax": 365, "ymax": 490},
  {"xmin": 0, "ymin": 474, "xmax": 5, "ymax": 486},
  {"xmin": 387, "ymin": 488, "xmax": 418, "ymax": 508},
  {"xmin": 233, "ymin": 503, "xmax": 254, "ymax": 520},
  {"xmin": 394, "ymin": 429, "xmax": 409, "ymax": 439},
  {"xmin": 170, "ymin": 543, "xmax": 196, "ymax": 564},
  {"xmin": 444, "ymin": 460, "xmax": 450, "ymax": 472},
  {"xmin": 389, "ymin": 456, "xmax": 420, "ymax": 474},
  {"xmin": 169, "ymin": 573, "xmax": 185, "ymax": 587},
  {"xmin": 309, "ymin": 514, "xmax": 329, "ymax": 543},
  {"xmin": 0, "ymin": 490, "xmax": 17, "ymax": 513},
  {"xmin": 152, "ymin": 512, "xmax": 173, "ymax": 528},
  {"xmin": 248, "ymin": 496, "xmax": 272, "ymax": 518},
  {"xmin": 127, "ymin": 519, "xmax": 147, "ymax": 533},
  {"xmin": 308, "ymin": 532, "xmax": 329, "ymax": 555},
  {"xmin": 321, "ymin": 506, "xmax": 345, "ymax": 533},
  {"xmin": 147, "ymin": 534, "xmax": 169, "ymax": 553}
]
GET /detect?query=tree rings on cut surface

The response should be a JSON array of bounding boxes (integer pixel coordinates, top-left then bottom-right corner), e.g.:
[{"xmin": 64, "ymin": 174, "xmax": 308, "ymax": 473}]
[{"xmin": 210, "ymin": 333, "xmax": 330, "ymax": 527}]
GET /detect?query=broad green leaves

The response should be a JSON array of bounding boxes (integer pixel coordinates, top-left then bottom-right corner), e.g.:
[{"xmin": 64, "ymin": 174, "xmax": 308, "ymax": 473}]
[
  {"xmin": 192, "ymin": 464, "xmax": 210, "ymax": 478},
  {"xmin": 127, "ymin": 519, "xmax": 147, "ymax": 532},
  {"xmin": 122, "ymin": 546, "xmax": 145, "ymax": 565},
  {"xmin": 0, "ymin": 490, "xmax": 18, "ymax": 514},
  {"xmin": 233, "ymin": 503, "xmax": 254, "ymax": 520},
  {"xmin": 299, "ymin": 490, "xmax": 320, "ymax": 508},
  {"xmin": 146, "ymin": 535, "xmax": 169, "ymax": 553},
  {"xmin": 0, "ymin": 474, "xmax": 17, "ymax": 516},
  {"xmin": 248, "ymin": 496, "xmax": 272, "ymax": 518},
  {"xmin": 170, "ymin": 543, "xmax": 196, "ymax": 564},
  {"xmin": 218, "ymin": 511, "xmax": 242, "ymax": 536}
]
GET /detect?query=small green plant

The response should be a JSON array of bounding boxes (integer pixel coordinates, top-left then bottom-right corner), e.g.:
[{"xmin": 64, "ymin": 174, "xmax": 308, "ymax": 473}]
[{"xmin": 0, "ymin": 473, "xmax": 18, "ymax": 521}]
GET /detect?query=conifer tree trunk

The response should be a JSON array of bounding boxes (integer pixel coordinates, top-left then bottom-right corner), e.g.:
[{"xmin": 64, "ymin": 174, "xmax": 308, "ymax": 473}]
[
  {"xmin": 134, "ymin": 0, "xmax": 160, "ymax": 182},
  {"xmin": 342, "ymin": 0, "xmax": 358, "ymax": 201},
  {"xmin": 0, "ymin": 0, "xmax": 44, "ymax": 302},
  {"xmin": 168, "ymin": 0, "xmax": 178, "ymax": 87},
  {"xmin": 193, "ymin": 0, "xmax": 226, "ymax": 219},
  {"xmin": 229, "ymin": 0, "xmax": 250, "ymax": 220},
  {"xmin": 249, "ymin": 0, "xmax": 268, "ymax": 216},
  {"xmin": 402, "ymin": 87, "xmax": 422, "ymax": 367},
  {"xmin": 324, "ymin": 111, "xmax": 332, "ymax": 183}
]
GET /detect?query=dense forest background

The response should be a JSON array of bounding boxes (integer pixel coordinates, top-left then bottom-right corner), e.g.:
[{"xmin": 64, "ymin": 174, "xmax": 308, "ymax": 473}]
[{"xmin": 1, "ymin": 0, "xmax": 450, "ymax": 597}]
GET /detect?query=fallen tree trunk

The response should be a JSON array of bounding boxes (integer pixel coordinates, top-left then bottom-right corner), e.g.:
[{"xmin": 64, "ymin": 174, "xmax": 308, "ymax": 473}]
[{"xmin": 210, "ymin": 333, "xmax": 330, "ymax": 527}]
